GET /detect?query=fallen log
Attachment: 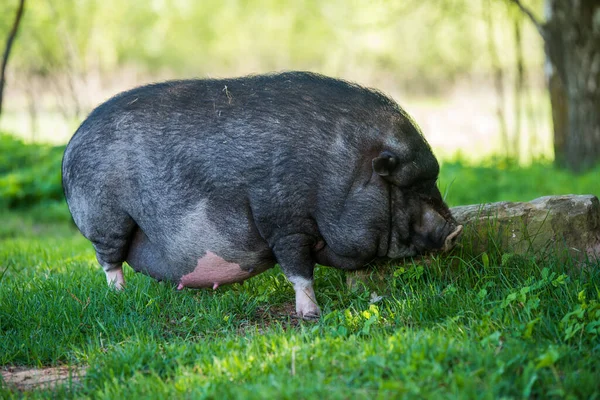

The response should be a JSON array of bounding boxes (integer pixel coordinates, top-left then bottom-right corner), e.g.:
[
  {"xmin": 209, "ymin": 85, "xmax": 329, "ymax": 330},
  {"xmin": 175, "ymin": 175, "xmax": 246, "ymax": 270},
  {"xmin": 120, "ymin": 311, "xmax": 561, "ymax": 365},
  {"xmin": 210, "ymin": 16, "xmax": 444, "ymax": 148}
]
[
  {"xmin": 451, "ymin": 194, "xmax": 600, "ymax": 260},
  {"xmin": 346, "ymin": 194, "xmax": 600, "ymax": 290}
]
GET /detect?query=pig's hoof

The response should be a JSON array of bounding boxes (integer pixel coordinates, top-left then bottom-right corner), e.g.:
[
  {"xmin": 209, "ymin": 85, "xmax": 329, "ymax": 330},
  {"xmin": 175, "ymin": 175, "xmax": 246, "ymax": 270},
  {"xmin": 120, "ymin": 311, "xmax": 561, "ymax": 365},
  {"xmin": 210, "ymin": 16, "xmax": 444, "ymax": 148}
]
[
  {"xmin": 296, "ymin": 303, "xmax": 321, "ymax": 320},
  {"xmin": 299, "ymin": 311, "xmax": 321, "ymax": 321},
  {"xmin": 105, "ymin": 266, "xmax": 125, "ymax": 290},
  {"xmin": 107, "ymin": 280, "xmax": 125, "ymax": 290},
  {"xmin": 291, "ymin": 276, "xmax": 321, "ymax": 320}
]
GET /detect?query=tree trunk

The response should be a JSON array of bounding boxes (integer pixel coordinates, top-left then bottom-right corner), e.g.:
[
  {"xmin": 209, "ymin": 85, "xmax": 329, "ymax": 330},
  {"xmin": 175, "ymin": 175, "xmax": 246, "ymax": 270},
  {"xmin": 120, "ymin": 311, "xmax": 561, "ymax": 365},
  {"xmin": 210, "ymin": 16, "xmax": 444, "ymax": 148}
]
[
  {"xmin": 545, "ymin": 0, "xmax": 600, "ymax": 172},
  {"xmin": 548, "ymin": 72, "xmax": 568, "ymax": 167},
  {"xmin": 0, "ymin": 0, "xmax": 26, "ymax": 118}
]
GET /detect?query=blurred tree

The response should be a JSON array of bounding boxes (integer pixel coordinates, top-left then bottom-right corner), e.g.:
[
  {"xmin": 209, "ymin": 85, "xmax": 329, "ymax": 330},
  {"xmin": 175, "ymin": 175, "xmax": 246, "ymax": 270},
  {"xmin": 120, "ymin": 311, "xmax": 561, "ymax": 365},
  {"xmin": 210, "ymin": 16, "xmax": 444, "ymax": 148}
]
[
  {"xmin": 485, "ymin": 0, "xmax": 510, "ymax": 159},
  {"xmin": 511, "ymin": 0, "xmax": 600, "ymax": 172},
  {"xmin": 0, "ymin": 0, "xmax": 25, "ymax": 118}
]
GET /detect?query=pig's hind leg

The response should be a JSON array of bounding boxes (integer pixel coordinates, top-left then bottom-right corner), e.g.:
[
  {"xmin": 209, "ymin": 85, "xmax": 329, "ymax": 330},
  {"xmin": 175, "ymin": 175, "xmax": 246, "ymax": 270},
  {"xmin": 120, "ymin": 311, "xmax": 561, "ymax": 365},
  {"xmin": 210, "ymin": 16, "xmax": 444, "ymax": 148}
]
[
  {"xmin": 125, "ymin": 228, "xmax": 173, "ymax": 282},
  {"xmin": 78, "ymin": 209, "xmax": 137, "ymax": 290},
  {"xmin": 92, "ymin": 222, "xmax": 137, "ymax": 289}
]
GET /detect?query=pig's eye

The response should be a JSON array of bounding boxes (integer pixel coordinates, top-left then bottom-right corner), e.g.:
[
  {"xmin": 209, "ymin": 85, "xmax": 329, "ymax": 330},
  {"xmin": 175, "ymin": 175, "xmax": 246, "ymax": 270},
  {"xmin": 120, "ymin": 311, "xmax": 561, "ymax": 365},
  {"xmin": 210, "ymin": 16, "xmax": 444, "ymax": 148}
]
[{"xmin": 372, "ymin": 151, "xmax": 399, "ymax": 177}]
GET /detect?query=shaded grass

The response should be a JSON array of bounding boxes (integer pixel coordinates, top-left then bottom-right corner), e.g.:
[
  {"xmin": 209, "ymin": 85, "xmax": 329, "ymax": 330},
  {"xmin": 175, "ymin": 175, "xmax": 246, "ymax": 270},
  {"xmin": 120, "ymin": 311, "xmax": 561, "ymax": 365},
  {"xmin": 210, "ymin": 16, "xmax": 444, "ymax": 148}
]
[
  {"xmin": 439, "ymin": 157, "xmax": 600, "ymax": 207},
  {"xmin": 1, "ymin": 209, "xmax": 599, "ymax": 398}
]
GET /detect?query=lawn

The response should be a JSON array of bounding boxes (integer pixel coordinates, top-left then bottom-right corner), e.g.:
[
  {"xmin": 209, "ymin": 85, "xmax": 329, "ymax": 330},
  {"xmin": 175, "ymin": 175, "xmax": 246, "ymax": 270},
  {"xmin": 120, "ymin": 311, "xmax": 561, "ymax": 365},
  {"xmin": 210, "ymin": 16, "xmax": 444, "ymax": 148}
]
[{"xmin": 1, "ymin": 134, "xmax": 599, "ymax": 398}]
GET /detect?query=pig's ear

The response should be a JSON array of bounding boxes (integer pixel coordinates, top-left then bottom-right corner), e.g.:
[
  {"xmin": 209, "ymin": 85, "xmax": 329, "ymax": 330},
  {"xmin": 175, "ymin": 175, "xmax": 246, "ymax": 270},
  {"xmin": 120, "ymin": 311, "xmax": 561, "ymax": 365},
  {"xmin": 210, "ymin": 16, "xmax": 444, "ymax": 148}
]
[{"xmin": 372, "ymin": 151, "xmax": 399, "ymax": 176}]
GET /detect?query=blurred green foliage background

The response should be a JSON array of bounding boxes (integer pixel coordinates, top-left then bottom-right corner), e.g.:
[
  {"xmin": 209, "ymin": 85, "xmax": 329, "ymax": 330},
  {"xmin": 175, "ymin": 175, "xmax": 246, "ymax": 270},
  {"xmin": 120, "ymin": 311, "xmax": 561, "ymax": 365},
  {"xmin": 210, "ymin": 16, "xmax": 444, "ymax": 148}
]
[
  {"xmin": 0, "ymin": 0, "xmax": 544, "ymax": 84},
  {"xmin": 2, "ymin": 0, "xmax": 597, "ymax": 212}
]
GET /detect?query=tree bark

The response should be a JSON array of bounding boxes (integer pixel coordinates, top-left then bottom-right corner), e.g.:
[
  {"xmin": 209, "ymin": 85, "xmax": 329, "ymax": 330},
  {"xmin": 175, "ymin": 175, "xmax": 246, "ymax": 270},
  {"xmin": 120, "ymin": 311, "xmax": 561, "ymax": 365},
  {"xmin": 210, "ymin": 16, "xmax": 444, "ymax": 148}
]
[
  {"xmin": 512, "ymin": 0, "xmax": 600, "ymax": 172},
  {"xmin": 0, "ymin": 0, "xmax": 26, "ymax": 118},
  {"xmin": 548, "ymin": 71, "xmax": 569, "ymax": 167},
  {"xmin": 548, "ymin": 0, "xmax": 600, "ymax": 172}
]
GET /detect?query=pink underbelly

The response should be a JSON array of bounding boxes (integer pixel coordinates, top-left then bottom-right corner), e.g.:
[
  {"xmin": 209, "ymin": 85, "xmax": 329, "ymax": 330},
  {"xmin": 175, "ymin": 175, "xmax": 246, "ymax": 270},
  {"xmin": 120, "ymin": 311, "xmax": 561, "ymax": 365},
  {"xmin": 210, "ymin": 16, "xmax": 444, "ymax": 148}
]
[{"xmin": 177, "ymin": 251, "xmax": 266, "ymax": 290}]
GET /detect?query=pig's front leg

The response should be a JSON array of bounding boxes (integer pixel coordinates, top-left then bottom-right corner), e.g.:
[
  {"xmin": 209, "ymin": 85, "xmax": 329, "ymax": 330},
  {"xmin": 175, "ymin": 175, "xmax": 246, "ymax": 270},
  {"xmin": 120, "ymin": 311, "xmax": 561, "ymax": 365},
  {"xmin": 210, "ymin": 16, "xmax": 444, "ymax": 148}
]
[
  {"xmin": 313, "ymin": 245, "xmax": 370, "ymax": 271},
  {"xmin": 273, "ymin": 234, "xmax": 321, "ymax": 320}
]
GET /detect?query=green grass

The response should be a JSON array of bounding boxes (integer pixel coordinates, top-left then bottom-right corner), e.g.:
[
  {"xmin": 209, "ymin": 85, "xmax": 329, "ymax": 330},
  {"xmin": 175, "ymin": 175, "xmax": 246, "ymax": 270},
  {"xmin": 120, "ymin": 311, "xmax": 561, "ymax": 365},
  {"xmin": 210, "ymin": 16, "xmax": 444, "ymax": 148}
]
[
  {"xmin": 439, "ymin": 157, "xmax": 600, "ymax": 206},
  {"xmin": 1, "ymin": 205, "xmax": 599, "ymax": 398}
]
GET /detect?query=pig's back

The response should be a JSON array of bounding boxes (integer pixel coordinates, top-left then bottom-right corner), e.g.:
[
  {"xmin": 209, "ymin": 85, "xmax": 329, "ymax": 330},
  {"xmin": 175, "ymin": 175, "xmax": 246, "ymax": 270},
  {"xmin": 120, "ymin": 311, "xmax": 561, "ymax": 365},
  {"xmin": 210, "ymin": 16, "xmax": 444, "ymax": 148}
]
[{"xmin": 64, "ymin": 72, "xmax": 398, "ymax": 208}]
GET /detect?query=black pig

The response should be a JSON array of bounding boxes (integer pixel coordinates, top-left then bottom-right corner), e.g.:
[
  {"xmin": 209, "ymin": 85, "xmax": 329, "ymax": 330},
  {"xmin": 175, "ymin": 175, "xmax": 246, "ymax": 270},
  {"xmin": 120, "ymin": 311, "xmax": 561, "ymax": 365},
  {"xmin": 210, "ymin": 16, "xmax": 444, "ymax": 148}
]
[{"xmin": 62, "ymin": 72, "xmax": 462, "ymax": 319}]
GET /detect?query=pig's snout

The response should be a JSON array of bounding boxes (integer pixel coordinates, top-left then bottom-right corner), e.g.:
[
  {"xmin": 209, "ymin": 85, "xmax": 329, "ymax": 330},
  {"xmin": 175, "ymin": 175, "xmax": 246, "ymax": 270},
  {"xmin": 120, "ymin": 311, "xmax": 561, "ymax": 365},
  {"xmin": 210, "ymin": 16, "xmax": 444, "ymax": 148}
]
[{"xmin": 414, "ymin": 207, "xmax": 463, "ymax": 253}]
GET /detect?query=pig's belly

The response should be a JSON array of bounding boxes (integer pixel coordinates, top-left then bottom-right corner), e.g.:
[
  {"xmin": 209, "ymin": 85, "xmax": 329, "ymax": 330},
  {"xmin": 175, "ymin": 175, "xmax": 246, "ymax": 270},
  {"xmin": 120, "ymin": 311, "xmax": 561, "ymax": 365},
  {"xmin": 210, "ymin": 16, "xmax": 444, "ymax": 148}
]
[{"xmin": 125, "ymin": 228, "xmax": 275, "ymax": 289}]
